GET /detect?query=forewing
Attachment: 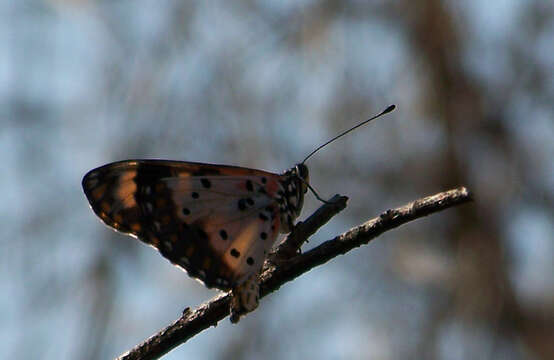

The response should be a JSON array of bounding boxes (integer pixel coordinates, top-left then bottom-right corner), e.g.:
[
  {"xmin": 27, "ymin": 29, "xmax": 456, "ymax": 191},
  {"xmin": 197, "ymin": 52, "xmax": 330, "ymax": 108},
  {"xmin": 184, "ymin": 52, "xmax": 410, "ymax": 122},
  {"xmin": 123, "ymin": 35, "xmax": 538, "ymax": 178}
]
[{"xmin": 82, "ymin": 160, "xmax": 282, "ymax": 290}]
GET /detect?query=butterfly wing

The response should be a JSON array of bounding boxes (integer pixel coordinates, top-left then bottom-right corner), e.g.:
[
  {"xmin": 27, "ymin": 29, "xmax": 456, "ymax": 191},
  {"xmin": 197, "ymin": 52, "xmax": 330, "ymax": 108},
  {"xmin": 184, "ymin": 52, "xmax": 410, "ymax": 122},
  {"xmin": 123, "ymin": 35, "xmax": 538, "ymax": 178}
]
[{"xmin": 82, "ymin": 160, "xmax": 283, "ymax": 290}]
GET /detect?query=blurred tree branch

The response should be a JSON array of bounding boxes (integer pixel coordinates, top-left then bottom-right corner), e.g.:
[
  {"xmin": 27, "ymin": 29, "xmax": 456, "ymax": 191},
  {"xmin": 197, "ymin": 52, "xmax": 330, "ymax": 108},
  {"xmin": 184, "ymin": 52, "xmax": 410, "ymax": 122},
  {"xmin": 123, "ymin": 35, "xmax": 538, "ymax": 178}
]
[{"xmin": 117, "ymin": 187, "xmax": 472, "ymax": 360}]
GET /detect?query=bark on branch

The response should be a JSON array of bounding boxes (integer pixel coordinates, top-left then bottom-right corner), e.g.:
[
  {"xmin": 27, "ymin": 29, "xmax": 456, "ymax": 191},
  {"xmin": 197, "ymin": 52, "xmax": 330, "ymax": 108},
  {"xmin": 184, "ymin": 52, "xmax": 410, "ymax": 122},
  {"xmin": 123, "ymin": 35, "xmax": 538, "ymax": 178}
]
[{"xmin": 117, "ymin": 187, "xmax": 472, "ymax": 360}]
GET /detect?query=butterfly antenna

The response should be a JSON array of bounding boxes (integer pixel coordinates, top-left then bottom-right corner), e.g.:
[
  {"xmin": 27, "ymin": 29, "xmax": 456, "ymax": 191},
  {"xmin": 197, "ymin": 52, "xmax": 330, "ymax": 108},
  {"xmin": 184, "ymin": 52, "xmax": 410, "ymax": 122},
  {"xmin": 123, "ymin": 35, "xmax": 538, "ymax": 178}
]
[{"xmin": 301, "ymin": 104, "xmax": 396, "ymax": 164}]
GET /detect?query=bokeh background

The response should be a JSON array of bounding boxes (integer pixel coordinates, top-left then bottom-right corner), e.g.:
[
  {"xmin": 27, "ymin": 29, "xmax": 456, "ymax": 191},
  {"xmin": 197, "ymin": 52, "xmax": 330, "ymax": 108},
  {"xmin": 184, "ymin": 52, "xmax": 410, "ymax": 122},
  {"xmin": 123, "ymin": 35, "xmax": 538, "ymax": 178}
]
[{"xmin": 2, "ymin": 1, "xmax": 553, "ymax": 359}]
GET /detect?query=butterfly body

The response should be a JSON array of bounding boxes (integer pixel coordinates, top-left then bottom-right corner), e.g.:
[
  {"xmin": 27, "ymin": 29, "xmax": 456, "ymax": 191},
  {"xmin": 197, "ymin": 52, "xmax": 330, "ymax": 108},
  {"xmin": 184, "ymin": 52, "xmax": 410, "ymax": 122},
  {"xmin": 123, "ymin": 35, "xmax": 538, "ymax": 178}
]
[{"xmin": 82, "ymin": 160, "xmax": 308, "ymax": 292}]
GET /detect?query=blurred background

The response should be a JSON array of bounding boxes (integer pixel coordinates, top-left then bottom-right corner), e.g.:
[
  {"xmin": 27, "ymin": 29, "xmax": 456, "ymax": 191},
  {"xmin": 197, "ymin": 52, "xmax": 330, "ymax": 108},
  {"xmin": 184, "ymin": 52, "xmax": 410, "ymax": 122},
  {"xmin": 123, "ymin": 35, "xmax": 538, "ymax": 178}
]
[{"xmin": 2, "ymin": 1, "xmax": 553, "ymax": 359}]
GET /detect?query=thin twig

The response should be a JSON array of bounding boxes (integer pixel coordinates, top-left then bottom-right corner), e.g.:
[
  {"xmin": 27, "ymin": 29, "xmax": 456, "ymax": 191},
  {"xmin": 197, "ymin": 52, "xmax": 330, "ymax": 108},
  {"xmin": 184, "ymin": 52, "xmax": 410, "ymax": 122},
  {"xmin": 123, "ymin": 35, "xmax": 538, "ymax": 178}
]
[{"xmin": 117, "ymin": 187, "xmax": 472, "ymax": 360}]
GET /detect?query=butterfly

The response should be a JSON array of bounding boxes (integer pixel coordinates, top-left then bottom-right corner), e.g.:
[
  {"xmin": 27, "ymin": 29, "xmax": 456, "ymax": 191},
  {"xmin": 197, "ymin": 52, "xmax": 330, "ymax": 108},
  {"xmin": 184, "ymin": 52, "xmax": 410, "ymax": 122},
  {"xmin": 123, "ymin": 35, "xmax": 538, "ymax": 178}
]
[
  {"xmin": 82, "ymin": 160, "xmax": 308, "ymax": 320},
  {"xmin": 82, "ymin": 105, "xmax": 394, "ymax": 322}
]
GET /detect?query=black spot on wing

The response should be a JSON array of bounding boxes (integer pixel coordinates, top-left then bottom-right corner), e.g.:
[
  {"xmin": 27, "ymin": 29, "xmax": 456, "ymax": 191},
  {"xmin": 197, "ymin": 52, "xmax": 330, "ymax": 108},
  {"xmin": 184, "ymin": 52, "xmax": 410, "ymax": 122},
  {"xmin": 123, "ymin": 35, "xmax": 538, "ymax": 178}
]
[{"xmin": 200, "ymin": 178, "xmax": 211, "ymax": 188}]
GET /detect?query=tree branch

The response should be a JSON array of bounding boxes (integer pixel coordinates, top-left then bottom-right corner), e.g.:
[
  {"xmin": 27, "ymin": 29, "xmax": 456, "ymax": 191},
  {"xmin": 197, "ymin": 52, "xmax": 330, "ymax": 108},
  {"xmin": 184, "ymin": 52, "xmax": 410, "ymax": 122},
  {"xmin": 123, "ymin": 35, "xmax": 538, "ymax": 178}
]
[{"xmin": 117, "ymin": 187, "xmax": 472, "ymax": 360}]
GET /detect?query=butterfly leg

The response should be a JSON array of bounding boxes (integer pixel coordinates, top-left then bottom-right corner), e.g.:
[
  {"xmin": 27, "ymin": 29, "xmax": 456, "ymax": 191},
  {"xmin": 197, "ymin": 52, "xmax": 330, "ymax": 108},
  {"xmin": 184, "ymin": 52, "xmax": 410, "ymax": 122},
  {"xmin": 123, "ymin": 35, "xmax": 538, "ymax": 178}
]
[{"xmin": 230, "ymin": 273, "xmax": 260, "ymax": 323}]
